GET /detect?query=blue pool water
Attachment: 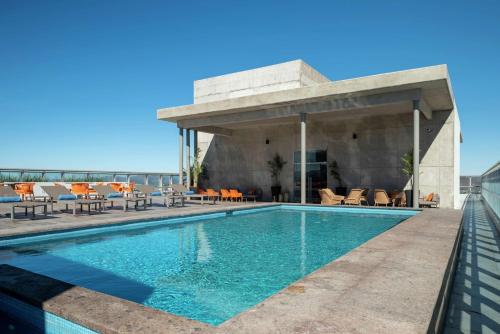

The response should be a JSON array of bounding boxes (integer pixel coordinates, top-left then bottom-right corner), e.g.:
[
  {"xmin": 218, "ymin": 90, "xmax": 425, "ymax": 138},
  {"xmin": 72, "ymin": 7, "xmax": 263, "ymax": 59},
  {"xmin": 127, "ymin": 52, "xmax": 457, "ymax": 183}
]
[{"xmin": 0, "ymin": 206, "xmax": 417, "ymax": 325}]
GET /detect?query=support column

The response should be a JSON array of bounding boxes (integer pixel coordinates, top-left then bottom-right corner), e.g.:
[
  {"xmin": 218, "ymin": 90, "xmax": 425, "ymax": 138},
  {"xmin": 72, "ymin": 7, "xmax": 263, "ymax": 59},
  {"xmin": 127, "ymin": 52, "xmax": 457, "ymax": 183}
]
[
  {"xmin": 413, "ymin": 100, "xmax": 420, "ymax": 208},
  {"xmin": 186, "ymin": 129, "xmax": 191, "ymax": 188},
  {"xmin": 178, "ymin": 127, "xmax": 184, "ymax": 185},
  {"xmin": 193, "ymin": 130, "xmax": 198, "ymax": 156},
  {"xmin": 300, "ymin": 113, "xmax": 307, "ymax": 204}
]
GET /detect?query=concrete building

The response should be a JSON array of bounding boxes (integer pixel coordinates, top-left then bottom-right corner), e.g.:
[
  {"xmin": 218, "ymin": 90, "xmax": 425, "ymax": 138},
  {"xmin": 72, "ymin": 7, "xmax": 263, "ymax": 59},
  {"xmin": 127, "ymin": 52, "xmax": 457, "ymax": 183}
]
[{"xmin": 157, "ymin": 60, "xmax": 462, "ymax": 209}]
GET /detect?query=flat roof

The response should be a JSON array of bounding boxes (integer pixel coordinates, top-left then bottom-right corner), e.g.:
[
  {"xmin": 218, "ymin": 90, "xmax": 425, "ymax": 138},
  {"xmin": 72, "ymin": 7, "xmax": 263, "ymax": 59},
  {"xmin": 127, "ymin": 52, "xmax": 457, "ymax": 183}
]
[{"xmin": 157, "ymin": 64, "xmax": 456, "ymax": 125}]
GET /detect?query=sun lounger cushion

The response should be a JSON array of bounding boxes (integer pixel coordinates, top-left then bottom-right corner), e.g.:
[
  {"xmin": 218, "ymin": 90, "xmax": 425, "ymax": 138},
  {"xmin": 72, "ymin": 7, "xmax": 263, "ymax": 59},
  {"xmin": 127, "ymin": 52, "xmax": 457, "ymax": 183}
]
[
  {"xmin": 107, "ymin": 192, "xmax": 123, "ymax": 198},
  {"xmin": 57, "ymin": 194, "xmax": 77, "ymax": 201},
  {"xmin": 185, "ymin": 190, "xmax": 195, "ymax": 195},
  {"xmin": 0, "ymin": 196, "xmax": 22, "ymax": 203},
  {"xmin": 150, "ymin": 191, "xmax": 162, "ymax": 196}
]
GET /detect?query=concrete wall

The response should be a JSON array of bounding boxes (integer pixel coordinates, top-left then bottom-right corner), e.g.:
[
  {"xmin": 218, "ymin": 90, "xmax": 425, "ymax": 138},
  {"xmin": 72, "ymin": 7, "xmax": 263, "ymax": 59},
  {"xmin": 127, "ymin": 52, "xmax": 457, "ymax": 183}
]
[
  {"xmin": 195, "ymin": 60, "xmax": 329, "ymax": 162},
  {"xmin": 193, "ymin": 59, "xmax": 329, "ymax": 104},
  {"xmin": 198, "ymin": 110, "xmax": 458, "ymax": 208}
]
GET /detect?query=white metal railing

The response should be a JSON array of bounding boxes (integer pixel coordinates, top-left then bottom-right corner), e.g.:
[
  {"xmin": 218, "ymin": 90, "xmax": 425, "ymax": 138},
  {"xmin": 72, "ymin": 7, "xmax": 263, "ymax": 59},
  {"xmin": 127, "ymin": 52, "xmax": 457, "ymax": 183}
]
[
  {"xmin": 481, "ymin": 161, "xmax": 500, "ymax": 221},
  {"xmin": 0, "ymin": 167, "xmax": 183, "ymax": 187}
]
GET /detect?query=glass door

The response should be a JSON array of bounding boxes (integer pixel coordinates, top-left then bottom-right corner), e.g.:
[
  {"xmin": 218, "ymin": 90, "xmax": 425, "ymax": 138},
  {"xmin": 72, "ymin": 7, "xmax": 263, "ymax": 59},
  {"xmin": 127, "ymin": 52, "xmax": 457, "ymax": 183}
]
[{"xmin": 293, "ymin": 150, "xmax": 327, "ymax": 203}]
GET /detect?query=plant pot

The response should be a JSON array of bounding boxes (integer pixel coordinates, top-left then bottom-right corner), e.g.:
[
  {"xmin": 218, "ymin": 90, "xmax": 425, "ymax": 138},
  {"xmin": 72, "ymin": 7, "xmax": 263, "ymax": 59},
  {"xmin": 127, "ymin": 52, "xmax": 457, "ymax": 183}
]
[
  {"xmin": 335, "ymin": 187, "xmax": 347, "ymax": 196},
  {"xmin": 271, "ymin": 186, "xmax": 281, "ymax": 201},
  {"xmin": 405, "ymin": 190, "xmax": 414, "ymax": 207}
]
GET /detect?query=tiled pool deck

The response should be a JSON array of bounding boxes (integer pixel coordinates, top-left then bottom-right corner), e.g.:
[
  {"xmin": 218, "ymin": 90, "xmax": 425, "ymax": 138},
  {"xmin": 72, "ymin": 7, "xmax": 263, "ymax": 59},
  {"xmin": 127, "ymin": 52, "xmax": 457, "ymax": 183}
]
[
  {"xmin": 0, "ymin": 201, "xmax": 464, "ymax": 333},
  {"xmin": 444, "ymin": 195, "xmax": 500, "ymax": 333},
  {"xmin": 0, "ymin": 199, "xmax": 273, "ymax": 238}
]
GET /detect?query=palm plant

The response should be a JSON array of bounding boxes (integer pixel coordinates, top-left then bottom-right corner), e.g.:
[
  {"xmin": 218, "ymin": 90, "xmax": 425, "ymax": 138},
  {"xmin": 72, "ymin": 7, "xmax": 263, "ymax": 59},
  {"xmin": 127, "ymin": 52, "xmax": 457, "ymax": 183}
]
[
  {"xmin": 329, "ymin": 160, "xmax": 343, "ymax": 187},
  {"xmin": 191, "ymin": 148, "xmax": 205, "ymax": 187},
  {"xmin": 401, "ymin": 150, "xmax": 414, "ymax": 188},
  {"xmin": 267, "ymin": 153, "xmax": 287, "ymax": 187}
]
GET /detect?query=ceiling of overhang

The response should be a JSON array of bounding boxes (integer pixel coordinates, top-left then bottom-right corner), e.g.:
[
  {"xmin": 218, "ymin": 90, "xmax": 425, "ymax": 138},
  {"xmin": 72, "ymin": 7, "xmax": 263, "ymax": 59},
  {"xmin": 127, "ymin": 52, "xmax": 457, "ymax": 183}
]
[{"xmin": 190, "ymin": 101, "xmax": 413, "ymax": 130}]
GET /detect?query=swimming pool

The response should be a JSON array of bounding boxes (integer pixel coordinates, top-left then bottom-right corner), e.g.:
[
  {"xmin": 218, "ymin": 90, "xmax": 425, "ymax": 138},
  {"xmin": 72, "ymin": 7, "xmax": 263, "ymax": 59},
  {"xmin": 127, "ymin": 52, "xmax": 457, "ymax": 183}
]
[{"xmin": 0, "ymin": 205, "xmax": 417, "ymax": 325}]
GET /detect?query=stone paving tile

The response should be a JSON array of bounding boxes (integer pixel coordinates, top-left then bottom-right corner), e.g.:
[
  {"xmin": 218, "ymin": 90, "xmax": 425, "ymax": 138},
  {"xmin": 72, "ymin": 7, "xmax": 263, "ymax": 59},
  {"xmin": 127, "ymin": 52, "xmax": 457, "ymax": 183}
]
[{"xmin": 444, "ymin": 195, "xmax": 500, "ymax": 334}]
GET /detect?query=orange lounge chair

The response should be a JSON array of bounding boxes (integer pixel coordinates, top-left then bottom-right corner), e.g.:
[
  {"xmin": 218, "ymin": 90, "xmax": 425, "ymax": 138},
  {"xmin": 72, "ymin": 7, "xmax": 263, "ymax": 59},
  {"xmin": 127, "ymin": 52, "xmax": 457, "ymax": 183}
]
[
  {"xmin": 229, "ymin": 189, "xmax": 243, "ymax": 202},
  {"xmin": 71, "ymin": 183, "xmax": 90, "ymax": 198},
  {"xmin": 220, "ymin": 189, "xmax": 232, "ymax": 201},
  {"xmin": 318, "ymin": 188, "xmax": 344, "ymax": 205},
  {"xmin": 206, "ymin": 188, "xmax": 220, "ymax": 199},
  {"xmin": 14, "ymin": 183, "xmax": 34, "ymax": 200},
  {"xmin": 108, "ymin": 183, "xmax": 124, "ymax": 193},
  {"xmin": 121, "ymin": 182, "xmax": 135, "ymax": 196}
]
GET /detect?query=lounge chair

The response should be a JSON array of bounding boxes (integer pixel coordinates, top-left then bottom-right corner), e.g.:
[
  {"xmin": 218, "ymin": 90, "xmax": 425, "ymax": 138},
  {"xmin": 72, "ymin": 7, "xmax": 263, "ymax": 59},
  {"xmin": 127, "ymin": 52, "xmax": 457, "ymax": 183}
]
[
  {"xmin": 40, "ymin": 185, "xmax": 104, "ymax": 215},
  {"xmin": 318, "ymin": 188, "xmax": 344, "ymax": 205},
  {"xmin": 92, "ymin": 185, "xmax": 147, "ymax": 211},
  {"xmin": 0, "ymin": 186, "xmax": 48, "ymax": 220},
  {"xmin": 171, "ymin": 184, "xmax": 215, "ymax": 205},
  {"xmin": 419, "ymin": 193, "xmax": 440, "ymax": 208},
  {"xmin": 134, "ymin": 184, "xmax": 169, "ymax": 206},
  {"xmin": 374, "ymin": 189, "xmax": 393, "ymax": 206},
  {"xmin": 343, "ymin": 189, "xmax": 363, "ymax": 205}
]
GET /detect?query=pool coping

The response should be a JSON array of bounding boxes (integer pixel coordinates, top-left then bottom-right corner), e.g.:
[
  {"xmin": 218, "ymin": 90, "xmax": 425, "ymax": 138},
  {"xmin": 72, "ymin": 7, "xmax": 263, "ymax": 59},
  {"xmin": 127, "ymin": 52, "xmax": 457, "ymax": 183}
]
[
  {"xmin": 0, "ymin": 202, "xmax": 419, "ymax": 241},
  {"xmin": 0, "ymin": 206, "xmax": 462, "ymax": 334}
]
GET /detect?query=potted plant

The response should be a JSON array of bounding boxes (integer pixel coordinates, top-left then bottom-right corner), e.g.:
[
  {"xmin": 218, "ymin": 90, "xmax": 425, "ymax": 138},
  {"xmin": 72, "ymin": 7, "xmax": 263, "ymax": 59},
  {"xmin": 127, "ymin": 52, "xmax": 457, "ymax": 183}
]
[
  {"xmin": 329, "ymin": 160, "xmax": 347, "ymax": 196},
  {"xmin": 267, "ymin": 153, "xmax": 287, "ymax": 201},
  {"xmin": 190, "ymin": 148, "xmax": 206, "ymax": 188},
  {"xmin": 401, "ymin": 150, "xmax": 414, "ymax": 207}
]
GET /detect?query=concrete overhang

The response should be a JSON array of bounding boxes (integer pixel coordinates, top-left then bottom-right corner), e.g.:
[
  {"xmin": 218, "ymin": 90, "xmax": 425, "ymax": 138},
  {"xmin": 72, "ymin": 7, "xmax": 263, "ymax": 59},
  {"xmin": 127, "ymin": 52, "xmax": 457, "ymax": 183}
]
[{"xmin": 157, "ymin": 64, "xmax": 456, "ymax": 131}]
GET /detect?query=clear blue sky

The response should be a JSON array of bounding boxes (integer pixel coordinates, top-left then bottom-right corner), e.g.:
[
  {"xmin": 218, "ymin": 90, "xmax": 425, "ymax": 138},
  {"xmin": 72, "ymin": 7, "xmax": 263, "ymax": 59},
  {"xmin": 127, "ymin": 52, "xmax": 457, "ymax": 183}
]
[{"xmin": 1, "ymin": 0, "xmax": 499, "ymax": 175}]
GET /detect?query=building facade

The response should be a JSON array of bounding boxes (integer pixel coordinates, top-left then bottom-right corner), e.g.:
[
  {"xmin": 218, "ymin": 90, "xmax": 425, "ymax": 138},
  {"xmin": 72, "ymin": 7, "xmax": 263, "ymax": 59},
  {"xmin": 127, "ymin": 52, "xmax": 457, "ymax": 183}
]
[{"xmin": 158, "ymin": 60, "xmax": 462, "ymax": 209}]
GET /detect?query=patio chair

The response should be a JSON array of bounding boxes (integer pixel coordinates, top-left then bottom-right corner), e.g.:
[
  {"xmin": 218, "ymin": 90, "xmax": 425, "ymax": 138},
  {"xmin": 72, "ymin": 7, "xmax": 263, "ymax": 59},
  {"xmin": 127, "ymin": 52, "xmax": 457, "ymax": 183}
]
[
  {"xmin": 395, "ymin": 191, "xmax": 407, "ymax": 207},
  {"xmin": 108, "ymin": 182, "xmax": 124, "ymax": 193},
  {"xmin": 229, "ymin": 189, "xmax": 244, "ymax": 202},
  {"xmin": 40, "ymin": 185, "xmax": 104, "ymax": 215},
  {"xmin": 206, "ymin": 188, "xmax": 221, "ymax": 202},
  {"xmin": 0, "ymin": 186, "xmax": 48, "ymax": 220},
  {"xmin": 374, "ymin": 189, "xmax": 393, "ymax": 206},
  {"xmin": 220, "ymin": 189, "xmax": 232, "ymax": 201},
  {"xmin": 343, "ymin": 189, "xmax": 363, "ymax": 205},
  {"xmin": 14, "ymin": 183, "xmax": 34, "ymax": 200},
  {"xmin": 318, "ymin": 188, "xmax": 344, "ymax": 205},
  {"xmin": 419, "ymin": 193, "xmax": 440, "ymax": 208},
  {"xmin": 122, "ymin": 182, "xmax": 136, "ymax": 196},
  {"xmin": 92, "ymin": 185, "xmax": 147, "ymax": 212},
  {"xmin": 71, "ymin": 183, "xmax": 91, "ymax": 198}
]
